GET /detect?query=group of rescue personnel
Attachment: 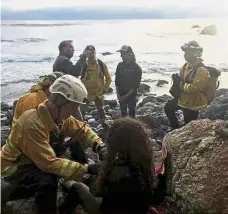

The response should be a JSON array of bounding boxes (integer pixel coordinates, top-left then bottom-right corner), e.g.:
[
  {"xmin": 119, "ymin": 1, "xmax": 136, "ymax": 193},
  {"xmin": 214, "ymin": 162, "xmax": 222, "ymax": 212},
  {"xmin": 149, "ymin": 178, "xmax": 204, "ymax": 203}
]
[{"xmin": 1, "ymin": 40, "xmax": 219, "ymax": 214}]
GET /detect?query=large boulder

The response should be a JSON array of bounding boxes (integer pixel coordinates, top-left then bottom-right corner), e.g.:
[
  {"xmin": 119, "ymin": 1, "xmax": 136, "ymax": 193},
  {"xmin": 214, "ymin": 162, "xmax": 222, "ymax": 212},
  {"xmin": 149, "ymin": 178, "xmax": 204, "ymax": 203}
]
[
  {"xmin": 201, "ymin": 91, "xmax": 228, "ymax": 120},
  {"xmin": 164, "ymin": 119, "xmax": 228, "ymax": 213},
  {"xmin": 200, "ymin": 25, "xmax": 217, "ymax": 35}
]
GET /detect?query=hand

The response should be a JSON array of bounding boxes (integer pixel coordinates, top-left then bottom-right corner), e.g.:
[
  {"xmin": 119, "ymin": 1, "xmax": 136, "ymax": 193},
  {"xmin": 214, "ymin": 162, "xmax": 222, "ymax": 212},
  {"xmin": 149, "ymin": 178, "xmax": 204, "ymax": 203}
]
[
  {"xmin": 82, "ymin": 49, "xmax": 92, "ymax": 58},
  {"xmin": 119, "ymin": 95, "xmax": 128, "ymax": 103},
  {"xmin": 87, "ymin": 162, "xmax": 104, "ymax": 175}
]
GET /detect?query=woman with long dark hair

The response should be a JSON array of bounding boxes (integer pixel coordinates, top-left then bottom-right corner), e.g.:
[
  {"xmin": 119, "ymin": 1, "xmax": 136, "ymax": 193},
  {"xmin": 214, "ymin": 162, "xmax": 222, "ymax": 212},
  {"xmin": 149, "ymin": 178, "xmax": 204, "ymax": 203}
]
[{"xmin": 60, "ymin": 117, "xmax": 156, "ymax": 214}]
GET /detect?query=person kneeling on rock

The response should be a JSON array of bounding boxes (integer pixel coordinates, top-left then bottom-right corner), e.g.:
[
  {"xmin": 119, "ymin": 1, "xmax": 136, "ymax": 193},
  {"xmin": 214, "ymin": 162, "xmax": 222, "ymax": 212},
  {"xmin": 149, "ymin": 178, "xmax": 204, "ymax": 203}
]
[
  {"xmin": 115, "ymin": 45, "xmax": 142, "ymax": 118},
  {"xmin": 59, "ymin": 117, "xmax": 169, "ymax": 214},
  {"xmin": 165, "ymin": 41, "xmax": 210, "ymax": 130},
  {"xmin": 1, "ymin": 75, "xmax": 107, "ymax": 214}
]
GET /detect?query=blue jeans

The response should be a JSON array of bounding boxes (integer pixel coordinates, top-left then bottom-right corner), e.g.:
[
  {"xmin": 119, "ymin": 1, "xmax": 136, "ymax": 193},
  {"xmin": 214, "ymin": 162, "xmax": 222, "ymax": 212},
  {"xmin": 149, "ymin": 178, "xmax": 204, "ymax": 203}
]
[{"xmin": 120, "ymin": 96, "xmax": 137, "ymax": 117}]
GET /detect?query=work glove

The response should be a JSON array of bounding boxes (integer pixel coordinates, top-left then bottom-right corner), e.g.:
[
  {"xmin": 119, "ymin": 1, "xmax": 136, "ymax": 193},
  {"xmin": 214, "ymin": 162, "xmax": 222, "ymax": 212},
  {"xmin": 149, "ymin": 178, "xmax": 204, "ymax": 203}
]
[
  {"xmin": 96, "ymin": 143, "xmax": 107, "ymax": 161},
  {"xmin": 87, "ymin": 162, "xmax": 104, "ymax": 175}
]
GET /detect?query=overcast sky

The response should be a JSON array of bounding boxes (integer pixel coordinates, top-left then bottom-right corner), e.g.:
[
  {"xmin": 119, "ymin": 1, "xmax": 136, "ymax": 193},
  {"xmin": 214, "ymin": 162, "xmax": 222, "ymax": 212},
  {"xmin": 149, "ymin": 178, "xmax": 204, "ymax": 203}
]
[{"xmin": 2, "ymin": 0, "xmax": 227, "ymax": 11}]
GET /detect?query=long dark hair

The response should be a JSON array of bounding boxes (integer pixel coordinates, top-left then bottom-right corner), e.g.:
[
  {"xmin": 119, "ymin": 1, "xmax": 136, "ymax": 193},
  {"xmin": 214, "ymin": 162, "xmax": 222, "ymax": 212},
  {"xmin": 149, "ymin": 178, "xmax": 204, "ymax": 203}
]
[{"xmin": 99, "ymin": 117, "xmax": 155, "ymax": 193}]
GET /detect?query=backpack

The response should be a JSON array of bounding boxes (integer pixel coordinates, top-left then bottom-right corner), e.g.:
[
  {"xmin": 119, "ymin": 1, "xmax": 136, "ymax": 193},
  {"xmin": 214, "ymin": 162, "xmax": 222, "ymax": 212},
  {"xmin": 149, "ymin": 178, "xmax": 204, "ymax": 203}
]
[
  {"xmin": 80, "ymin": 59, "xmax": 105, "ymax": 80},
  {"xmin": 190, "ymin": 63, "xmax": 221, "ymax": 104}
]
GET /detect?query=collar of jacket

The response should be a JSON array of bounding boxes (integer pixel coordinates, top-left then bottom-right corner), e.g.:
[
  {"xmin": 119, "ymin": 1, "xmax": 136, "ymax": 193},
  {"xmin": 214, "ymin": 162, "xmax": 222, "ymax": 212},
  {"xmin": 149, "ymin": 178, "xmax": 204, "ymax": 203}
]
[
  {"xmin": 37, "ymin": 100, "xmax": 57, "ymax": 132},
  {"xmin": 187, "ymin": 58, "xmax": 204, "ymax": 69},
  {"xmin": 87, "ymin": 58, "xmax": 98, "ymax": 67}
]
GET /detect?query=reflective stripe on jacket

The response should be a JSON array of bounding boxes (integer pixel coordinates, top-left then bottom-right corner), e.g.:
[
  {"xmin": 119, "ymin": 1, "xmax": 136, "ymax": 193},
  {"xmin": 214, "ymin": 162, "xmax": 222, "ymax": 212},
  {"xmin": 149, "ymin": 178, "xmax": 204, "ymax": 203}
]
[
  {"xmin": 178, "ymin": 60, "xmax": 210, "ymax": 111},
  {"xmin": 1, "ymin": 101, "xmax": 102, "ymax": 180}
]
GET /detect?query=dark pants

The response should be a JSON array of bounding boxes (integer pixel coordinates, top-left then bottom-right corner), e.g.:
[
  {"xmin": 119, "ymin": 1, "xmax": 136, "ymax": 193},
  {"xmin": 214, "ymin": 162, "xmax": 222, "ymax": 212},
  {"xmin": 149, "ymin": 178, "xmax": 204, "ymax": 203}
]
[
  {"xmin": 120, "ymin": 96, "xmax": 137, "ymax": 118},
  {"xmin": 164, "ymin": 98, "xmax": 199, "ymax": 129},
  {"xmin": 3, "ymin": 164, "xmax": 58, "ymax": 214}
]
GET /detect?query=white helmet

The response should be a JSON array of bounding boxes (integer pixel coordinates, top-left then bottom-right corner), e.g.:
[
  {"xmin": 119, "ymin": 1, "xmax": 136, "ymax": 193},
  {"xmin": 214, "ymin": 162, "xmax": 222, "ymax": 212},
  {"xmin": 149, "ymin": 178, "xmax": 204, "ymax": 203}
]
[{"xmin": 50, "ymin": 74, "xmax": 88, "ymax": 104}]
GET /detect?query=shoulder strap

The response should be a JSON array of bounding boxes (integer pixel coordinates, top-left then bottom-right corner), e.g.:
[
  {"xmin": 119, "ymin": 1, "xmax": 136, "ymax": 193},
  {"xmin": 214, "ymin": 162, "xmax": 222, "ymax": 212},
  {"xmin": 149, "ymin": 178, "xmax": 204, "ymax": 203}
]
[
  {"xmin": 97, "ymin": 59, "xmax": 105, "ymax": 78},
  {"xmin": 192, "ymin": 62, "xmax": 205, "ymax": 79},
  {"xmin": 80, "ymin": 63, "xmax": 88, "ymax": 80}
]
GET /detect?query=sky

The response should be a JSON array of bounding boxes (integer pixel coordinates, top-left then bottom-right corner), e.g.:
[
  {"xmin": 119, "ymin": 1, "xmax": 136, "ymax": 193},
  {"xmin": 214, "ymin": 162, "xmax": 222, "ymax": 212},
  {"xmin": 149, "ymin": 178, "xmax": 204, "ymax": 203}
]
[{"xmin": 1, "ymin": 0, "xmax": 228, "ymax": 19}]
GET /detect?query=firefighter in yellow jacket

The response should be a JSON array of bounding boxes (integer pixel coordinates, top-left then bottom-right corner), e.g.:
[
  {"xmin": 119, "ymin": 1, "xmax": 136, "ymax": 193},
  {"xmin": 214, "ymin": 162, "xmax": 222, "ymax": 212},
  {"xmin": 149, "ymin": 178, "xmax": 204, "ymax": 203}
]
[
  {"xmin": 1, "ymin": 75, "xmax": 106, "ymax": 214},
  {"xmin": 164, "ymin": 41, "xmax": 210, "ymax": 129},
  {"xmin": 80, "ymin": 45, "xmax": 112, "ymax": 128},
  {"xmin": 11, "ymin": 72, "xmax": 63, "ymax": 128}
]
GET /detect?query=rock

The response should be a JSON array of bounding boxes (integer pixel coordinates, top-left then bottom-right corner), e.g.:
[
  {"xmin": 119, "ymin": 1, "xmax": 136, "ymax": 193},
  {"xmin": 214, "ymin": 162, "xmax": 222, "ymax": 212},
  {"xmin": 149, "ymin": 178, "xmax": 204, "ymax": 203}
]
[
  {"xmin": 1, "ymin": 126, "xmax": 10, "ymax": 146},
  {"xmin": 104, "ymin": 105, "xmax": 110, "ymax": 112},
  {"xmin": 164, "ymin": 120, "xmax": 228, "ymax": 213},
  {"xmin": 200, "ymin": 25, "xmax": 217, "ymax": 35},
  {"xmin": 156, "ymin": 94, "xmax": 172, "ymax": 103},
  {"xmin": 215, "ymin": 88, "xmax": 228, "ymax": 98},
  {"xmin": 138, "ymin": 83, "xmax": 150, "ymax": 94},
  {"xmin": 200, "ymin": 92, "xmax": 228, "ymax": 120},
  {"xmin": 105, "ymin": 87, "xmax": 113, "ymax": 94},
  {"xmin": 156, "ymin": 80, "xmax": 169, "ymax": 87},
  {"xmin": 88, "ymin": 118, "xmax": 96, "ymax": 124},
  {"xmin": 84, "ymin": 115, "xmax": 93, "ymax": 121},
  {"xmin": 192, "ymin": 25, "xmax": 200, "ymax": 28},
  {"xmin": 101, "ymin": 52, "xmax": 112, "ymax": 56},
  {"xmin": 1, "ymin": 102, "xmax": 11, "ymax": 111},
  {"xmin": 137, "ymin": 95, "xmax": 157, "ymax": 108},
  {"xmin": 103, "ymin": 99, "xmax": 118, "ymax": 108}
]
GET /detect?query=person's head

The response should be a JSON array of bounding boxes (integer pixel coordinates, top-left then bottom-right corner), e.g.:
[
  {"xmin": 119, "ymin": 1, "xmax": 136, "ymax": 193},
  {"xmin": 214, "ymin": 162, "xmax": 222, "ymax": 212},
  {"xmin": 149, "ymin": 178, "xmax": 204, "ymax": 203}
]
[
  {"xmin": 117, "ymin": 45, "xmax": 136, "ymax": 64},
  {"xmin": 30, "ymin": 71, "xmax": 64, "ymax": 96},
  {"xmin": 101, "ymin": 117, "xmax": 155, "ymax": 188},
  {"xmin": 181, "ymin": 41, "xmax": 203, "ymax": 63},
  {"xmin": 48, "ymin": 74, "xmax": 88, "ymax": 121},
  {"xmin": 85, "ymin": 45, "xmax": 96, "ymax": 61},
  {"xmin": 58, "ymin": 40, "xmax": 74, "ymax": 59}
]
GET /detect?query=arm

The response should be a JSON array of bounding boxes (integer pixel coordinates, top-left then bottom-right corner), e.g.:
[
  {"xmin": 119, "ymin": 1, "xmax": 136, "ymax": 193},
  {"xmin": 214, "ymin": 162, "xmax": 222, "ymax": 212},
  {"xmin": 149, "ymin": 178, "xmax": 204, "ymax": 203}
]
[
  {"xmin": 125, "ymin": 64, "xmax": 142, "ymax": 98},
  {"xmin": 56, "ymin": 56, "xmax": 86, "ymax": 77},
  {"xmin": 22, "ymin": 127, "xmax": 88, "ymax": 181},
  {"xmin": 103, "ymin": 63, "xmax": 112, "ymax": 92},
  {"xmin": 182, "ymin": 67, "xmax": 210, "ymax": 93},
  {"xmin": 62, "ymin": 116, "xmax": 102, "ymax": 149},
  {"xmin": 115, "ymin": 64, "xmax": 121, "ymax": 97}
]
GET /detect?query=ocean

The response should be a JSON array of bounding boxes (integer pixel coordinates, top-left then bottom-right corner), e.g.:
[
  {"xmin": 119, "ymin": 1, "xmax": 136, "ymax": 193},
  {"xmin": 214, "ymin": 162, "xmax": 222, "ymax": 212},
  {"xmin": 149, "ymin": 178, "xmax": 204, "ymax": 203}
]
[{"xmin": 1, "ymin": 18, "xmax": 228, "ymax": 105}]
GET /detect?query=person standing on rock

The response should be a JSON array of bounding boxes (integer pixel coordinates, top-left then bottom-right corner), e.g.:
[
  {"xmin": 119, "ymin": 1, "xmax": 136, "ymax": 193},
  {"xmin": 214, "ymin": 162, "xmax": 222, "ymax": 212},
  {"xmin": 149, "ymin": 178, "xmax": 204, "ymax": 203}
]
[
  {"xmin": 115, "ymin": 45, "xmax": 142, "ymax": 118},
  {"xmin": 53, "ymin": 40, "xmax": 91, "ymax": 121},
  {"xmin": 1, "ymin": 75, "xmax": 106, "ymax": 214},
  {"xmin": 80, "ymin": 45, "xmax": 112, "ymax": 129},
  {"xmin": 165, "ymin": 41, "xmax": 210, "ymax": 130}
]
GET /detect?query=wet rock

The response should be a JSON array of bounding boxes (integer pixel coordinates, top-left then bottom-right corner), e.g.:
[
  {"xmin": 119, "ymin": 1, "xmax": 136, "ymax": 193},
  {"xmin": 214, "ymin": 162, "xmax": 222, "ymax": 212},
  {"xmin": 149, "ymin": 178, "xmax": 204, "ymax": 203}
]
[
  {"xmin": 101, "ymin": 52, "xmax": 112, "ymax": 56},
  {"xmin": 104, "ymin": 105, "xmax": 110, "ymax": 112},
  {"xmin": 138, "ymin": 83, "xmax": 150, "ymax": 94},
  {"xmin": 156, "ymin": 94, "xmax": 172, "ymax": 103},
  {"xmin": 1, "ymin": 102, "xmax": 11, "ymax": 111},
  {"xmin": 215, "ymin": 88, "xmax": 228, "ymax": 98},
  {"xmin": 84, "ymin": 115, "xmax": 93, "ymax": 121},
  {"xmin": 108, "ymin": 109, "xmax": 121, "ymax": 120},
  {"xmin": 137, "ymin": 95, "xmax": 157, "ymax": 108},
  {"xmin": 1, "ymin": 126, "xmax": 10, "ymax": 146},
  {"xmin": 200, "ymin": 92, "xmax": 228, "ymax": 120},
  {"xmin": 164, "ymin": 120, "xmax": 228, "ymax": 213},
  {"xmin": 103, "ymin": 99, "xmax": 118, "ymax": 108},
  {"xmin": 192, "ymin": 25, "xmax": 200, "ymax": 28},
  {"xmin": 105, "ymin": 87, "xmax": 113, "ymax": 94},
  {"xmin": 156, "ymin": 80, "xmax": 169, "ymax": 87},
  {"xmin": 200, "ymin": 25, "xmax": 217, "ymax": 35},
  {"xmin": 88, "ymin": 118, "xmax": 96, "ymax": 124}
]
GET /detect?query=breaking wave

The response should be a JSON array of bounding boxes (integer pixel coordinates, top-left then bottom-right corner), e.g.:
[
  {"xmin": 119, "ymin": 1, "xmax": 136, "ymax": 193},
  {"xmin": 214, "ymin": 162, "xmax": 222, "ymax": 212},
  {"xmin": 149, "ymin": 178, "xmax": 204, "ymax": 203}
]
[
  {"xmin": 1, "ymin": 57, "xmax": 54, "ymax": 63},
  {"xmin": 2, "ymin": 23, "xmax": 88, "ymax": 27},
  {"xmin": 1, "ymin": 38, "xmax": 48, "ymax": 43}
]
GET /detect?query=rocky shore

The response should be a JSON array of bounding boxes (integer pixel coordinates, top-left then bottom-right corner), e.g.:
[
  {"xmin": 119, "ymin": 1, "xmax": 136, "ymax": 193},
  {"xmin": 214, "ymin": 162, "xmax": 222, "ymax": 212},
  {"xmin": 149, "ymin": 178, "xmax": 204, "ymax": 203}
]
[{"xmin": 1, "ymin": 85, "xmax": 228, "ymax": 213}]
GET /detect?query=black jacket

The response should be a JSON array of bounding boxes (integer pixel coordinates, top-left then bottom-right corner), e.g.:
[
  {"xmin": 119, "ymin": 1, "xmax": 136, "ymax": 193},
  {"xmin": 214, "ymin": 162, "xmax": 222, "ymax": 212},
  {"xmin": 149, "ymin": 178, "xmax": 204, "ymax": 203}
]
[
  {"xmin": 115, "ymin": 62, "xmax": 142, "ymax": 96},
  {"xmin": 53, "ymin": 55, "xmax": 86, "ymax": 77}
]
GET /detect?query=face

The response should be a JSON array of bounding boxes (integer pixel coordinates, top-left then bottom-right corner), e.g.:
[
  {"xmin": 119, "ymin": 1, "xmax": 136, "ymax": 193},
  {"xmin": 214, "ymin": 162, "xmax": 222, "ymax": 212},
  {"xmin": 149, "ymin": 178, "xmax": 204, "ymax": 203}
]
[
  {"xmin": 120, "ymin": 52, "xmax": 131, "ymax": 63},
  {"xmin": 59, "ymin": 101, "xmax": 79, "ymax": 120},
  {"xmin": 63, "ymin": 44, "xmax": 75, "ymax": 59}
]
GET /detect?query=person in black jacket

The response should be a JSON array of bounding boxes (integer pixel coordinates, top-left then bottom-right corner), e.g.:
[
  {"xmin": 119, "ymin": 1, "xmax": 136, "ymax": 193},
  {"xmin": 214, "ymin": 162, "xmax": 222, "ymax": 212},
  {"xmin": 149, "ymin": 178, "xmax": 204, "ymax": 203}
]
[
  {"xmin": 115, "ymin": 45, "xmax": 142, "ymax": 118},
  {"xmin": 53, "ymin": 40, "xmax": 90, "ymax": 76},
  {"xmin": 59, "ymin": 117, "xmax": 156, "ymax": 214}
]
